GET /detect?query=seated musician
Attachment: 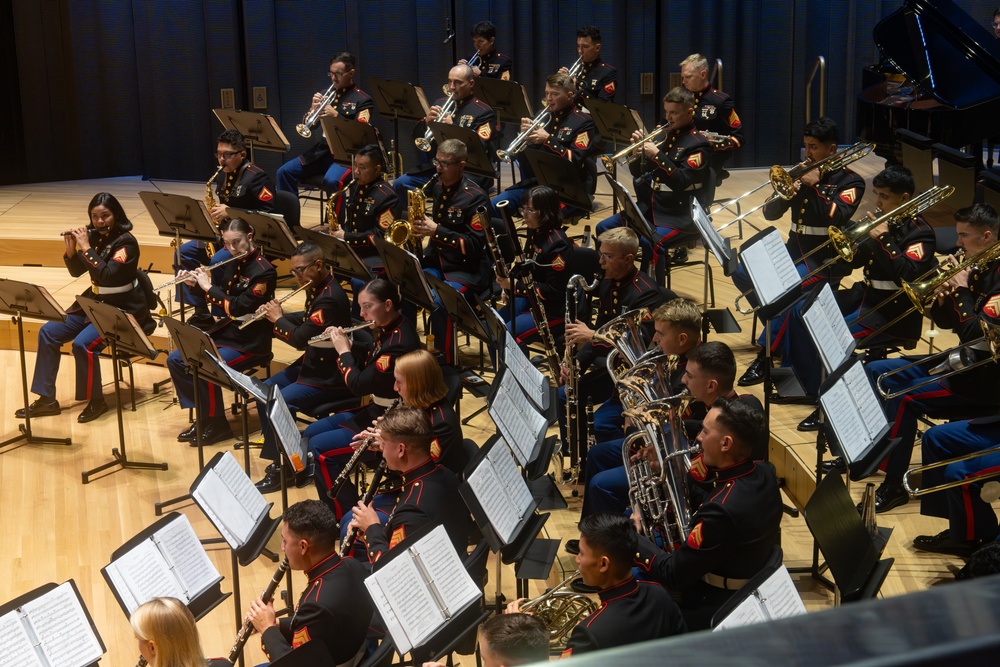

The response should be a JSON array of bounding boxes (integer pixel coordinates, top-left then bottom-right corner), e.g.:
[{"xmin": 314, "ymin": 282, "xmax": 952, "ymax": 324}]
[
  {"xmin": 911, "ymin": 416, "xmax": 1000, "ymax": 558},
  {"xmin": 733, "ymin": 117, "xmax": 865, "ymax": 387},
  {"xmin": 490, "ymin": 71, "xmax": 602, "ymax": 216},
  {"xmin": 680, "ymin": 53, "xmax": 744, "ymax": 180},
  {"xmin": 167, "ymin": 218, "xmax": 276, "ymax": 445},
  {"xmin": 250, "ymin": 241, "xmax": 352, "ymax": 494},
  {"xmin": 421, "ymin": 614, "xmax": 549, "ymax": 667},
  {"xmin": 783, "ymin": 165, "xmax": 937, "ymax": 431},
  {"xmin": 634, "ymin": 397, "xmax": 781, "ymax": 631},
  {"xmin": 569, "ymin": 25, "xmax": 617, "ymax": 102},
  {"xmin": 558, "ymin": 228, "xmax": 667, "ymax": 470},
  {"xmin": 303, "ymin": 278, "xmax": 420, "ymax": 516},
  {"xmin": 275, "ymin": 52, "xmax": 374, "ymax": 196},
  {"xmin": 495, "ymin": 185, "xmax": 573, "ymax": 349},
  {"xmin": 244, "ymin": 500, "xmax": 373, "ymax": 665},
  {"xmin": 511, "ymin": 514, "xmax": 686, "ymax": 657},
  {"xmin": 461, "ymin": 20, "xmax": 513, "ymax": 80},
  {"xmin": 595, "ymin": 86, "xmax": 712, "ymax": 271},
  {"xmin": 177, "ymin": 129, "xmax": 277, "ymax": 331},
  {"xmin": 130, "ymin": 597, "xmax": 230, "ymax": 667},
  {"xmin": 347, "ymin": 407, "xmax": 472, "ymax": 563},
  {"xmin": 410, "ymin": 138, "xmax": 491, "ymax": 365},
  {"xmin": 16, "ymin": 192, "xmax": 153, "ymax": 424},
  {"xmin": 393, "ymin": 64, "xmax": 497, "ymax": 202},
  {"xmin": 865, "ymin": 204, "xmax": 1000, "ymax": 513}
]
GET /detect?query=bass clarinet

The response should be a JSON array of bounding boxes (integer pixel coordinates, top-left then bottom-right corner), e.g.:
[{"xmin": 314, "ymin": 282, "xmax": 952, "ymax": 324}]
[
  {"xmin": 327, "ymin": 398, "xmax": 400, "ymax": 501},
  {"xmin": 228, "ymin": 557, "xmax": 291, "ymax": 663},
  {"xmin": 340, "ymin": 459, "xmax": 389, "ymax": 556},
  {"xmin": 563, "ymin": 274, "xmax": 599, "ymax": 483}
]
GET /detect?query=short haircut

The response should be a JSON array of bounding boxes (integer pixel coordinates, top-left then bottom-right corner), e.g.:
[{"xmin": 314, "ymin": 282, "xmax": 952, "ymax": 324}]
[
  {"xmin": 330, "ymin": 51, "xmax": 356, "ymax": 70},
  {"xmin": 355, "ymin": 143, "xmax": 385, "ymax": 170},
  {"xmin": 598, "ymin": 226, "xmax": 639, "ymax": 256},
  {"xmin": 88, "ymin": 192, "xmax": 133, "ymax": 232},
  {"xmin": 663, "ymin": 86, "xmax": 695, "ymax": 108},
  {"xmin": 379, "ymin": 406, "xmax": 433, "ymax": 455},
  {"xmin": 577, "ymin": 25, "xmax": 602, "ymax": 43},
  {"xmin": 680, "ymin": 53, "xmax": 709, "ymax": 72},
  {"xmin": 438, "ymin": 138, "xmax": 468, "ymax": 161},
  {"xmin": 395, "ymin": 350, "xmax": 448, "ymax": 409},
  {"xmin": 872, "ymin": 165, "xmax": 915, "ymax": 197},
  {"xmin": 711, "ymin": 397, "xmax": 766, "ymax": 459},
  {"xmin": 217, "ymin": 128, "xmax": 246, "ymax": 151},
  {"xmin": 803, "ymin": 116, "xmax": 839, "ymax": 145},
  {"xmin": 283, "ymin": 500, "xmax": 339, "ymax": 553},
  {"xmin": 578, "ymin": 513, "xmax": 637, "ymax": 573},
  {"xmin": 955, "ymin": 203, "xmax": 1000, "ymax": 234},
  {"xmin": 479, "ymin": 614, "xmax": 549, "ymax": 665},
  {"xmin": 361, "ymin": 278, "xmax": 401, "ymax": 308},
  {"xmin": 291, "ymin": 240, "xmax": 323, "ymax": 262},
  {"xmin": 451, "ymin": 63, "xmax": 475, "ymax": 81},
  {"xmin": 546, "ymin": 71, "xmax": 575, "ymax": 92},
  {"xmin": 525, "ymin": 185, "xmax": 562, "ymax": 233},
  {"xmin": 222, "ymin": 217, "xmax": 254, "ymax": 236},
  {"xmin": 652, "ymin": 298, "xmax": 702, "ymax": 337},
  {"xmin": 686, "ymin": 341, "xmax": 737, "ymax": 392},
  {"xmin": 472, "ymin": 20, "xmax": 496, "ymax": 40}
]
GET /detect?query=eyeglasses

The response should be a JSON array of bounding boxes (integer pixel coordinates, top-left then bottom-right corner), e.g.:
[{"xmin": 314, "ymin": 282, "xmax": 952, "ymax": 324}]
[
  {"xmin": 214, "ymin": 151, "xmax": 241, "ymax": 160},
  {"xmin": 519, "ymin": 207, "xmax": 538, "ymax": 216},
  {"xmin": 599, "ymin": 252, "xmax": 623, "ymax": 261},
  {"xmin": 328, "ymin": 70, "xmax": 345, "ymax": 80},
  {"xmin": 289, "ymin": 261, "xmax": 318, "ymax": 277},
  {"xmin": 432, "ymin": 158, "xmax": 460, "ymax": 168}
]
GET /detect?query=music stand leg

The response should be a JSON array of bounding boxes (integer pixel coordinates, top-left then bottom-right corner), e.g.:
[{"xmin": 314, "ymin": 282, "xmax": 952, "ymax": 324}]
[
  {"xmin": 82, "ymin": 339, "xmax": 168, "ymax": 483},
  {"xmin": 155, "ymin": 365, "xmax": 209, "ymax": 513},
  {"xmin": 2, "ymin": 314, "xmax": 72, "ymax": 449},
  {"xmin": 231, "ymin": 550, "xmax": 245, "ymax": 667}
]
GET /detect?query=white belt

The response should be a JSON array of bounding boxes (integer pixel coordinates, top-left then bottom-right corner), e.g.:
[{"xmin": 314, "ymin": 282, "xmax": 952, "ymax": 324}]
[
  {"xmin": 865, "ymin": 279, "xmax": 899, "ymax": 291},
  {"xmin": 372, "ymin": 395, "xmax": 395, "ymax": 408},
  {"xmin": 91, "ymin": 279, "xmax": 138, "ymax": 295},
  {"xmin": 793, "ymin": 224, "xmax": 828, "ymax": 236},
  {"xmin": 702, "ymin": 572, "xmax": 750, "ymax": 591},
  {"xmin": 652, "ymin": 181, "xmax": 701, "ymax": 193}
]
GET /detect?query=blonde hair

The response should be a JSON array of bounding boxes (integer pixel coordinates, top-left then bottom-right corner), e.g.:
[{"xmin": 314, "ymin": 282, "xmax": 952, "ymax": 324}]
[
  {"xmin": 680, "ymin": 53, "xmax": 709, "ymax": 72},
  {"xmin": 652, "ymin": 298, "xmax": 702, "ymax": 337},
  {"xmin": 598, "ymin": 227, "xmax": 639, "ymax": 256},
  {"xmin": 396, "ymin": 350, "xmax": 448, "ymax": 409},
  {"xmin": 130, "ymin": 598, "xmax": 207, "ymax": 667}
]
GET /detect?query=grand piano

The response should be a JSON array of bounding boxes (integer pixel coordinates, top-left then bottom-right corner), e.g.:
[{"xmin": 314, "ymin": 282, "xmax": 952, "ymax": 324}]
[{"xmin": 856, "ymin": 0, "xmax": 1000, "ymax": 159}]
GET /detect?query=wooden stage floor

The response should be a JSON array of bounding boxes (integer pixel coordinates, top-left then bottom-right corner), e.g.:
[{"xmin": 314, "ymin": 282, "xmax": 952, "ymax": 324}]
[{"xmin": 0, "ymin": 160, "xmax": 988, "ymax": 664}]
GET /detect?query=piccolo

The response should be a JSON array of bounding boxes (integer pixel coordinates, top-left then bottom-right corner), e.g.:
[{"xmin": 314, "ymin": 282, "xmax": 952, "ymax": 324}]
[
  {"xmin": 307, "ymin": 320, "xmax": 376, "ymax": 347},
  {"xmin": 152, "ymin": 250, "xmax": 250, "ymax": 291},
  {"xmin": 238, "ymin": 281, "xmax": 313, "ymax": 330}
]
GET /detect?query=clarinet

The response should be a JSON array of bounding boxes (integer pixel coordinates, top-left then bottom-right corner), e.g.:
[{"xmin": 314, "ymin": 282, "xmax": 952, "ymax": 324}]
[
  {"xmin": 340, "ymin": 459, "xmax": 389, "ymax": 556},
  {"xmin": 585, "ymin": 397, "xmax": 597, "ymax": 453},
  {"xmin": 326, "ymin": 398, "xmax": 400, "ymax": 501},
  {"xmin": 495, "ymin": 201, "xmax": 562, "ymax": 383},
  {"xmin": 227, "ymin": 557, "xmax": 291, "ymax": 664}
]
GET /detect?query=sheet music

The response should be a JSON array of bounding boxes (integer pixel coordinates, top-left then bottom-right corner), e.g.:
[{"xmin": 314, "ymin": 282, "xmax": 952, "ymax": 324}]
[
  {"xmin": 105, "ymin": 540, "xmax": 184, "ymax": 613},
  {"xmin": 411, "ymin": 526, "xmax": 480, "ymax": 619},
  {"xmin": 365, "ymin": 553, "xmax": 440, "ymax": 654},
  {"xmin": 741, "ymin": 230, "xmax": 800, "ymax": 306},
  {"xmin": 489, "ymin": 439, "xmax": 534, "ymax": 519},
  {"xmin": 22, "ymin": 583, "xmax": 103, "ymax": 667},
  {"xmin": 489, "ymin": 379, "xmax": 545, "ymax": 466},
  {"xmin": 802, "ymin": 284, "xmax": 855, "ymax": 374},
  {"xmin": 691, "ymin": 200, "xmax": 731, "ymax": 267},
  {"xmin": 467, "ymin": 461, "xmax": 518, "ymax": 542},
  {"xmin": 193, "ymin": 451, "xmax": 269, "ymax": 549},
  {"xmin": 819, "ymin": 376, "xmax": 870, "ymax": 463},
  {"xmin": 269, "ymin": 389, "xmax": 307, "ymax": 472},
  {"xmin": 842, "ymin": 361, "xmax": 888, "ymax": 443},
  {"xmin": 755, "ymin": 566, "xmax": 807, "ymax": 621},
  {"xmin": 217, "ymin": 360, "xmax": 269, "ymax": 402},
  {"xmin": 712, "ymin": 599, "xmax": 767, "ymax": 630},
  {"xmin": 154, "ymin": 515, "xmax": 222, "ymax": 601},
  {"xmin": 0, "ymin": 611, "xmax": 45, "ymax": 667},
  {"xmin": 503, "ymin": 331, "xmax": 549, "ymax": 410}
]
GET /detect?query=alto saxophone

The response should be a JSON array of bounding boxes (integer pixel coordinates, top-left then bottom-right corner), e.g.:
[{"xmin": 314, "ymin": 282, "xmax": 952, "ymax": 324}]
[
  {"xmin": 204, "ymin": 165, "xmax": 224, "ymax": 259},
  {"xmin": 396, "ymin": 174, "xmax": 439, "ymax": 250}
]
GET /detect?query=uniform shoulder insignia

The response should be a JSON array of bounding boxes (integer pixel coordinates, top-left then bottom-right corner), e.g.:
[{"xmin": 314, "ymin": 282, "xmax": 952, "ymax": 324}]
[
  {"xmin": 905, "ymin": 243, "xmax": 925, "ymax": 261},
  {"xmin": 470, "ymin": 216, "xmax": 484, "ymax": 231},
  {"xmin": 379, "ymin": 210, "xmax": 394, "ymax": 230},
  {"xmin": 686, "ymin": 152, "xmax": 703, "ymax": 169},
  {"xmin": 561, "ymin": 647, "xmax": 573, "ymax": 659},
  {"xmin": 112, "ymin": 247, "xmax": 129, "ymax": 264},
  {"xmin": 291, "ymin": 627, "xmax": 311, "ymax": 648},
  {"xmin": 477, "ymin": 122, "xmax": 492, "ymax": 140},
  {"xmin": 551, "ymin": 255, "xmax": 566, "ymax": 271},
  {"xmin": 375, "ymin": 354, "xmax": 391, "ymax": 372},
  {"xmin": 839, "ymin": 187, "xmax": 857, "ymax": 205},
  {"xmin": 574, "ymin": 132, "xmax": 590, "ymax": 149},
  {"xmin": 689, "ymin": 455, "xmax": 708, "ymax": 481},
  {"xmin": 258, "ymin": 186, "xmax": 274, "ymax": 202},
  {"xmin": 983, "ymin": 294, "xmax": 1000, "ymax": 319},
  {"xmin": 501, "ymin": 70, "xmax": 510, "ymax": 81},
  {"xmin": 309, "ymin": 310, "xmax": 325, "ymax": 326},
  {"xmin": 358, "ymin": 109, "xmax": 371, "ymax": 123},
  {"xmin": 252, "ymin": 282, "xmax": 267, "ymax": 297},
  {"xmin": 430, "ymin": 438, "xmax": 442, "ymax": 461},
  {"xmin": 728, "ymin": 109, "xmax": 742, "ymax": 128},
  {"xmin": 604, "ymin": 81, "xmax": 616, "ymax": 95},
  {"xmin": 687, "ymin": 522, "xmax": 704, "ymax": 549},
  {"xmin": 389, "ymin": 526, "xmax": 406, "ymax": 548}
]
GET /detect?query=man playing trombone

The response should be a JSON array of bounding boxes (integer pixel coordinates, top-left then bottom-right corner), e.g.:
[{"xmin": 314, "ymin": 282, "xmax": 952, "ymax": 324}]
[{"xmin": 864, "ymin": 204, "xmax": 1000, "ymax": 513}]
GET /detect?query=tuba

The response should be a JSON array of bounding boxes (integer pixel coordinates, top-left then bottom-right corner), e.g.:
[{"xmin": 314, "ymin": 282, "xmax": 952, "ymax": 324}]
[{"xmin": 520, "ymin": 570, "xmax": 598, "ymax": 650}]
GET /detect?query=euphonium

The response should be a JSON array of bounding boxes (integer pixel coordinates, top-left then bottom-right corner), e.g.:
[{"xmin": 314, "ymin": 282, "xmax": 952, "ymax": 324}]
[
  {"xmin": 593, "ymin": 308, "xmax": 656, "ymax": 380},
  {"xmin": 600, "ymin": 124, "xmax": 670, "ymax": 172},
  {"xmin": 520, "ymin": 570, "xmax": 597, "ymax": 650},
  {"xmin": 769, "ymin": 142, "xmax": 874, "ymax": 200},
  {"xmin": 204, "ymin": 164, "xmax": 224, "ymax": 259},
  {"xmin": 416, "ymin": 85, "xmax": 456, "ymax": 152}
]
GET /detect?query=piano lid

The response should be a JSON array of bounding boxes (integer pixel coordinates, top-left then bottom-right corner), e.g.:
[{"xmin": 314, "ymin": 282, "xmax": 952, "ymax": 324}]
[{"xmin": 873, "ymin": 0, "xmax": 1000, "ymax": 109}]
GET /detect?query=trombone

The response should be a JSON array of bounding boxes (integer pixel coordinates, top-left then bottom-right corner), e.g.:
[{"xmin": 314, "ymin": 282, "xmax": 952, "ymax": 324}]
[
  {"xmin": 416, "ymin": 85, "xmax": 456, "ymax": 152},
  {"xmin": 903, "ymin": 440, "xmax": 1000, "ymax": 497},
  {"xmin": 153, "ymin": 251, "xmax": 249, "ymax": 291},
  {"xmin": 599, "ymin": 124, "xmax": 669, "ymax": 172},
  {"xmin": 238, "ymin": 281, "xmax": 313, "ymax": 330},
  {"xmin": 875, "ymin": 319, "xmax": 1000, "ymax": 400}
]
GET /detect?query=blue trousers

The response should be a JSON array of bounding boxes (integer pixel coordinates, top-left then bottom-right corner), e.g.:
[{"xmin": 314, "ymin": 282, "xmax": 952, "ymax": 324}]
[
  {"xmin": 276, "ymin": 153, "xmax": 352, "ymax": 194},
  {"xmin": 581, "ymin": 437, "xmax": 629, "ymax": 518},
  {"xmin": 425, "ymin": 267, "xmax": 475, "ymax": 365},
  {"xmin": 32, "ymin": 311, "xmax": 105, "ymax": 402},
  {"xmin": 920, "ymin": 419, "xmax": 1000, "ymax": 542},
  {"xmin": 167, "ymin": 346, "xmax": 269, "ymax": 418},
  {"xmin": 597, "ymin": 212, "xmax": 693, "ymax": 275},
  {"xmin": 732, "ymin": 261, "xmax": 830, "ymax": 352},
  {"xmin": 305, "ymin": 410, "xmax": 369, "ymax": 517}
]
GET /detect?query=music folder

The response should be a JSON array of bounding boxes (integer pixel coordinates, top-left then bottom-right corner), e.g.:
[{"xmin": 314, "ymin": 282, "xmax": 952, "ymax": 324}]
[
  {"xmin": 367, "ymin": 77, "xmax": 431, "ymax": 122},
  {"xmin": 523, "ymin": 149, "xmax": 592, "ymax": 212},
  {"xmin": 0, "ymin": 279, "xmax": 67, "ymax": 323},
  {"xmin": 365, "ymin": 523, "xmax": 481, "ymax": 656},
  {"xmin": 228, "ymin": 208, "xmax": 299, "ymax": 258},
  {"xmin": 604, "ymin": 173, "xmax": 656, "ymax": 242},
  {"xmin": 320, "ymin": 115, "xmax": 382, "ymax": 166},
  {"xmin": 713, "ymin": 566, "xmax": 807, "ymax": 630},
  {"xmin": 581, "ymin": 98, "xmax": 643, "ymax": 145},
  {"xmin": 801, "ymin": 282, "xmax": 856, "ymax": 375},
  {"xmin": 268, "ymin": 384, "xmax": 309, "ymax": 473},
  {"xmin": 426, "ymin": 122, "xmax": 498, "ymax": 179},
  {"xmin": 294, "ymin": 226, "xmax": 372, "ymax": 282},
  {"xmin": 738, "ymin": 227, "xmax": 803, "ymax": 320},
  {"xmin": 0, "ymin": 580, "xmax": 106, "ymax": 667},
  {"xmin": 473, "ymin": 77, "xmax": 532, "ymax": 124},
  {"xmin": 487, "ymin": 368, "xmax": 548, "ymax": 466},
  {"xmin": 500, "ymin": 327, "xmax": 550, "ymax": 411}
]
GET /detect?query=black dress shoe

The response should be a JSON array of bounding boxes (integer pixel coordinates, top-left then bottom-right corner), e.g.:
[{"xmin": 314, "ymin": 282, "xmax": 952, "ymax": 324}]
[
  {"xmin": 857, "ymin": 482, "xmax": 909, "ymax": 514},
  {"xmin": 77, "ymin": 399, "xmax": 109, "ymax": 424},
  {"xmin": 820, "ymin": 457, "xmax": 847, "ymax": 474},
  {"xmin": 797, "ymin": 408, "xmax": 821, "ymax": 432},
  {"xmin": 177, "ymin": 422, "xmax": 198, "ymax": 442},
  {"xmin": 569, "ymin": 577, "xmax": 600, "ymax": 594},
  {"xmin": 255, "ymin": 463, "xmax": 283, "ymax": 494},
  {"xmin": 189, "ymin": 419, "xmax": 234, "ymax": 447},
  {"xmin": 738, "ymin": 354, "xmax": 768, "ymax": 387},
  {"xmin": 670, "ymin": 247, "xmax": 689, "ymax": 264},
  {"xmin": 564, "ymin": 539, "xmax": 580, "ymax": 555},
  {"xmin": 15, "ymin": 398, "xmax": 61, "ymax": 419},
  {"xmin": 913, "ymin": 530, "xmax": 981, "ymax": 558}
]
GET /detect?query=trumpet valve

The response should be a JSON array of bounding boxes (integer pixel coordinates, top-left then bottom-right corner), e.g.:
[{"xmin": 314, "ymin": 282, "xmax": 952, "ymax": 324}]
[{"xmin": 296, "ymin": 124, "xmax": 312, "ymax": 138}]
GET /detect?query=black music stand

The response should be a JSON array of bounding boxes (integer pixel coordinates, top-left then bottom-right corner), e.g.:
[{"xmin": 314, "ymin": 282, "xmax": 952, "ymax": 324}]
[
  {"xmin": 320, "ymin": 115, "xmax": 382, "ymax": 167},
  {"xmin": 372, "ymin": 237, "xmax": 435, "ymax": 311},
  {"xmin": 583, "ymin": 99, "xmax": 642, "ymax": 205},
  {"xmin": 214, "ymin": 108, "xmax": 291, "ymax": 162},
  {"xmin": 690, "ymin": 199, "xmax": 741, "ymax": 337},
  {"xmin": 474, "ymin": 78, "xmax": 533, "ymax": 125},
  {"xmin": 230, "ymin": 209, "xmax": 299, "ymax": 259},
  {"xmin": 0, "ymin": 279, "xmax": 72, "ymax": 449},
  {"xmin": 427, "ymin": 122, "xmax": 498, "ymax": 180},
  {"xmin": 294, "ymin": 226, "xmax": 371, "ymax": 282},
  {"xmin": 524, "ymin": 149, "xmax": 592, "ymax": 212},
  {"xmin": 368, "ymin": 78, "xmax": 431, "ymax": 171},
  {"xmin": 424, "ymin": 273, "xmax": 492, "ymax": 354},
  {"xmin": 76, "ymin": 297, "xmax": 167, "ymax": 484},
  {"xmin": 604, "ymin": 173, "xmax": 656, "ymax": 244},
  {"xmin": 207, "ymin": 351, "xmax": 271, "ymax": 475},
  {"xmin": 0, "ymin": 580, "xmax": 106, "ymax": 666}
]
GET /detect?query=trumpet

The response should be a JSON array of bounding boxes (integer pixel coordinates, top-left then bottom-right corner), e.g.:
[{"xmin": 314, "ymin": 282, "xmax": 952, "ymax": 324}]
[
  {"xmin": 228, "ymin": 557, "xmax": 291, "ymax": 663},
  {"xmin": 296, "ymin": 83, "xmax": 341, "ymax": 138},
  {"xmin": 326, "ymin": 178, "xmax": 356, "ymax": 233},
  {"xmin": 566, "ymin": 56, "xmax": 584, "ymax": 79},
  {"xmin": 600, "ymin": 124, "xmax": 670, "ymax": 172},
  {"xmin": 153, "ymin": 250, "xmax": 249, "ymax": 291},
  {"xmin": 520, "ymin": 569, "xmax": 597, "ymax": 650},
  {"xmin": 328, "ymin": 398, "xmax": 401, "ymax": 501},
  {"xmin": 699, "ymin": 130, "xmax": 734, "ymax": 148},
  {"xmin": 466, "ymin": 50, "xmax": 482, "ymax": 70},
  {"xmin": 307, "ymin": 320, "xmax": 376, "ymax": 347},
  {"xmin": 497, "ymin": 101, "xmax": 553, "ymax": 163},
  {"xmin": 238, "ymin": 281, "xmax": 313, "ymax": 330},
  {"xmin": 416, "ymin": 85, "xmax": 456, "ymax": 152}
]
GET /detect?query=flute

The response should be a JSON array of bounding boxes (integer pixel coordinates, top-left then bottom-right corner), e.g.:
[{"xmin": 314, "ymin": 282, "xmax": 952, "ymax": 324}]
[
  {"xmin": 238, "ymin": 281, "xmax": 313, "ymax": 330},
  {"xmin": 307, "ymin": 320, "xmax": 376, "ymax": 347},
  {"xmin": 152, "ymin": 250, "xmax": 250, "ymax": 291}
]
